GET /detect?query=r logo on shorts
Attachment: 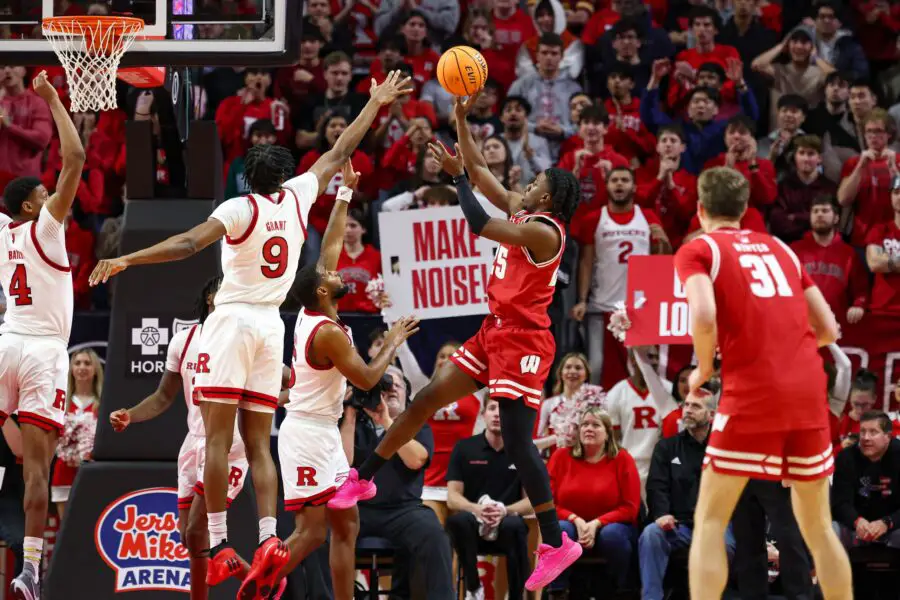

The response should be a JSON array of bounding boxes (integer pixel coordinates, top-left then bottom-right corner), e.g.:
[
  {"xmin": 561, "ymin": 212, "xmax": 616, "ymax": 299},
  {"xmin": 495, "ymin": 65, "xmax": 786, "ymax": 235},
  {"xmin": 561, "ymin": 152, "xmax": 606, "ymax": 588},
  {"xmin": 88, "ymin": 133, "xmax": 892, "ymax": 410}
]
[{"xmin": 296, "ymin": 466, "xmax": 319, "ymax": 486}]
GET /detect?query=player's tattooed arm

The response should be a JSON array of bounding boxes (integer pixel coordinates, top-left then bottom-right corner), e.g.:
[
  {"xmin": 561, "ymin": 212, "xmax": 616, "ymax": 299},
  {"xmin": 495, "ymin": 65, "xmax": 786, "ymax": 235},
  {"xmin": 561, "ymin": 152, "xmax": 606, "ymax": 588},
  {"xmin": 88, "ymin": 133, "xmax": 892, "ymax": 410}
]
[
  {"xmin": 452, "ymin": 94, "xmax": 521, "ymax": 215},
  {"xmin": 318, "ymin": 160, "xmax": 358, "ymax": 272},
  {"xmin": 33, "ymin": 71, "xmax": 86, "ymax": 223},
  {"xmin": 684, "ymin": 273, "xmax": 718, "ymax": 392},
  {"xmin": 110, "ymin": 370, "xmax": 183, "ymax": 431},
  {"xmin": 866, "ymin": 243, "xmax": 897, "ymax": 273},
  {"xmin": 89, "ymin": 219, "xmax": 226, "ymax": 285},
  {"xmin": 308, "ymin": 70, "xmax": 413, "ymax": 196}
]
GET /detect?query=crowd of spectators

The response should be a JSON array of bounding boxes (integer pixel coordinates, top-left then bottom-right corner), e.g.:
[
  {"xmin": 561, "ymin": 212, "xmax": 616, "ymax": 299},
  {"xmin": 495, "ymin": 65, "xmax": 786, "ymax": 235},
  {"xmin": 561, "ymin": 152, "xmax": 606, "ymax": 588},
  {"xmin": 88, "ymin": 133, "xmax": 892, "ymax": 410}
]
[{"xmin": 6, "ymin": 0, "xmax": 900, "ymax": 598}]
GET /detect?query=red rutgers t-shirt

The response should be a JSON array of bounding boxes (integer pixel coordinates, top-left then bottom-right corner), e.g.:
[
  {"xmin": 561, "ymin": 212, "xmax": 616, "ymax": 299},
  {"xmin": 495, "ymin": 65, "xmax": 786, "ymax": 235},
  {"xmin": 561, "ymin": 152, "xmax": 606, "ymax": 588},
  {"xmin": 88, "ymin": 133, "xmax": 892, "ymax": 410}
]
[
  {"xmin": 336, "ymin": 245, "xmax": 382, "ymax": 314},
  {"xmin": 865, "ymin": 220, "xmax": 900, "ymax": 314},
  {"xmin": 425, "ymin": 394, "xmax": 481, "ymax": 487},
  {"xmin": 674, "ymin": 228, "xmax": 828, "ymax": 433}
]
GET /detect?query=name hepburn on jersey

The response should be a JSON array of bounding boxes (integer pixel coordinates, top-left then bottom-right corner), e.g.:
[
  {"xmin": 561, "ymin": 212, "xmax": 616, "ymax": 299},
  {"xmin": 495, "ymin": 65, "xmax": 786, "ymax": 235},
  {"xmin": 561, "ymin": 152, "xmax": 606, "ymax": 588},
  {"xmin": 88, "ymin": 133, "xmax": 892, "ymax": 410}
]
[{"xmin": 95, "ymin": 488, "xmax": 191, "ymax": 592}]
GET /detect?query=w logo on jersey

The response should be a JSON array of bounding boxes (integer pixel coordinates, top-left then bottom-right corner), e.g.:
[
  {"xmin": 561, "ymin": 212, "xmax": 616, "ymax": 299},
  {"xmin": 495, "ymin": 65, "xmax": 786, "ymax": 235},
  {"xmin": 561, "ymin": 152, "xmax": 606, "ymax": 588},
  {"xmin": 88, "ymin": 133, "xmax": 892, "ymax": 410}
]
[
  {"xmin": 520, "ymin": 355, "xmax": 541, "ymax": 374},
  {"xmin": 712, "ymin": 413, "xmax": 730, "ymax": 433}
]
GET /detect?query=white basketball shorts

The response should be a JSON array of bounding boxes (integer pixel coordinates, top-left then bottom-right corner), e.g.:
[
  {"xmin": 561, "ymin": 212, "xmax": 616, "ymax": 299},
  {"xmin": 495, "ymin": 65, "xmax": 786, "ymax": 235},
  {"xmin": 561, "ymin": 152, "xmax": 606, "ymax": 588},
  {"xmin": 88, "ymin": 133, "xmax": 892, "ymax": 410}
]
[
  {"xmin": 176, "ymin": 431, "xmax": 249, "ymax": 510},
  {"xmin": 279, "ymin": 413, "xmax": 349, "ymax": 511},
  {"xmin": 0, "ymin": 333, "xmax": 68, "ymax": 434},
  {"xmin": 194, "ymin": 303, "xmax": 284, "ymax": 414}
]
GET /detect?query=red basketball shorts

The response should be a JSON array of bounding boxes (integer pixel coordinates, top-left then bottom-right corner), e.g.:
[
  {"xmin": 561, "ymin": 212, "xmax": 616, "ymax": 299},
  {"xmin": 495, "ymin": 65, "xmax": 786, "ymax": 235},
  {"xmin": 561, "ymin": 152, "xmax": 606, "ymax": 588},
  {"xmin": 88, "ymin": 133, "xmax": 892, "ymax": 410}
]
[
  {"xmin": 704, "ymin": 412, "xmax": 834, "ymax": 482},
  {"xmin": 449, "ymin": 316, "xmax": 554, "ymax": 409}
]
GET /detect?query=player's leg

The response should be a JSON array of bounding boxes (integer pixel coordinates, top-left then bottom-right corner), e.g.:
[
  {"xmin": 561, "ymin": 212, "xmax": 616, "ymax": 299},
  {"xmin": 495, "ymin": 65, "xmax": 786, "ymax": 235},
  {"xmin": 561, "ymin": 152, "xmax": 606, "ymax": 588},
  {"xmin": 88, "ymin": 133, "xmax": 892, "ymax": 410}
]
[
  {"xmin": 786, "ymin": 429, "xmax": 852, "ymax": 600},
  {"xmin": 200, "ymin": 402, "xmax": 237, "ymax": 529},
  {"xmin": 11, "ymin": 339, "xmax": 66, "ymax": 598},
  {"xmin": 181, "ymin": 499, "xmax": 209, "ymax": 600},
  {"xmin": 355, "ymin": 361, "xmax": 479, "ymax": 479},
  {"xmin": 326, "ymin": 506, "xmax": 360, "ymax": 600},
  {"xmin": 689, "ymin": 468, "xmax": 748, "ymax": 600},
  {"xmin": 279, "ymin": 506, "xmax": 329, "ymax": 578}
]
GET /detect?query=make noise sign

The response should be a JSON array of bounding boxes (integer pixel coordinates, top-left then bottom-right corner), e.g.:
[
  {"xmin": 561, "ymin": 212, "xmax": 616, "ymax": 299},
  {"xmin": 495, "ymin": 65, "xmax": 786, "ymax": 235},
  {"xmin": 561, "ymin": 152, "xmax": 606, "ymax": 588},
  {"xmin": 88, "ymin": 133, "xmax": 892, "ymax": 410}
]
[
  {"xmin": 378, "ymin": 204, "xmax": 504, "ymax": 321},
  {"xmin": 625, "ymin": 255, "xmax": 693, "ymax": 346}
]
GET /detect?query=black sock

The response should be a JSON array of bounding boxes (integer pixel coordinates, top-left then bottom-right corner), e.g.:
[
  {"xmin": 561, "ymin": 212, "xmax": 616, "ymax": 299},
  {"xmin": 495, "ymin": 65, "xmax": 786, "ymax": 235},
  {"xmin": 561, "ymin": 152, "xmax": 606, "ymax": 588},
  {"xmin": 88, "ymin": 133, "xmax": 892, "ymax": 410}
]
[
  {"xmin": 357, "ymin": 453, "xmax": 387, "ymax": 481},
  {"xmin": 536, "ymin": 508, "xmax": 563, "ymax": 547}
]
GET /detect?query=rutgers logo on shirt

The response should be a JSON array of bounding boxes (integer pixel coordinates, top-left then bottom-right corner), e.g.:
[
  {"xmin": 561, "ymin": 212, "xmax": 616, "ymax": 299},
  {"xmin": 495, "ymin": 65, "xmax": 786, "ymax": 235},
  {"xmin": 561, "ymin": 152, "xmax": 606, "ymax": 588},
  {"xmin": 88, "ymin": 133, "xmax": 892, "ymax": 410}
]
[
  {"xmin": 632, "ymin": 405, "xmax": 659, "ymax": 429},
  {"xmin": 884, "ymin": 238, "xmax": 900, "ymax": 260}
]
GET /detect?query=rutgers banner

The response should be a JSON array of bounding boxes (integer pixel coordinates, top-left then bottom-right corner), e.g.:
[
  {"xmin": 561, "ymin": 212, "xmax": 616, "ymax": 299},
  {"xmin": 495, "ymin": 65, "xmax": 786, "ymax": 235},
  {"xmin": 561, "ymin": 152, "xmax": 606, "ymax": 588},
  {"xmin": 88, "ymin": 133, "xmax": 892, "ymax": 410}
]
[
  {"xmin": 378, "ymin": 205, "xmax": 502, "ymax": 321},
  {"xmin": 626, "ymin": 255, "xmax": 900, "ymax": 409}
]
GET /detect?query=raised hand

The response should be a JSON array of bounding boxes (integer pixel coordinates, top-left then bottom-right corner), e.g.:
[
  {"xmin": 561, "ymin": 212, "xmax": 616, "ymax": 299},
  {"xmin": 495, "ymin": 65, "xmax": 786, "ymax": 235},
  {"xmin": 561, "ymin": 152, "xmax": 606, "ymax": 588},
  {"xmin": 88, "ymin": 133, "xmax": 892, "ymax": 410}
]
[
  {"xmin": 453, "ymin": 91, "xmax": 480, "ymax": 121},
  {"xmin": 725, "ymin": 57, "xmax": 745, "ymax": 84},
  {"xmin": 651, "ymin": 58, "xmax": 671, "ymax": 81},
  {"xmin": 341, "ymin": 158, "xmax": 361, "ymax": 190},
  {"xmin": 370, "ymin": 70, "xmax": 415, "ymax": 106},
  {"xmin": 427, "ymin": 140, "xmax": 465, "ymax": 177},
  {"xmin": 89, "ymin": 257, "xmax": 129, "ymax": 286},
  {"xmin": 32, "ymin": 70, "xmax": 59, "ymax": 103},
  {"xmin": 385, "ymin": 315, "xmax": 421, "ymax": 347}
]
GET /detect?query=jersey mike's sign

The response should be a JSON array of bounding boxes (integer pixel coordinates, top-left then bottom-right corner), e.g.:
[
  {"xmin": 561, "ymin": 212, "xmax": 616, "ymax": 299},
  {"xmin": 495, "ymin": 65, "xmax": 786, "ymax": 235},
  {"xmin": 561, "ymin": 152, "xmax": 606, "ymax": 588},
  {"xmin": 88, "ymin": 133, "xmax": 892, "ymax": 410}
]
[
  {"xmin": 378, "ymin": 205, "xmax": 503, "ymax": 321},
  {"xmin": 626, "ymin": 255, "xmax": 692, "ymax": 346},
  {"xmin": 94, "ymin": 487, "xmax": 191, "ymax": 592}
]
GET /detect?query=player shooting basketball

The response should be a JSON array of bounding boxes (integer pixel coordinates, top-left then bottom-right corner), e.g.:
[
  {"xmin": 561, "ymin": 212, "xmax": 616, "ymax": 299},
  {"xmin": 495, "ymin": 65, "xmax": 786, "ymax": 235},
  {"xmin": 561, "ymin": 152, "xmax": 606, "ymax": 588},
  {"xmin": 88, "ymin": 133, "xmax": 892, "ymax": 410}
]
[
  {"xmin": 331, "ymin": 93, "xmax": 585, "ymax": 590},
  {"xmin": 674, "ymin": 167, "xmax": 852, "ymax": 600}
]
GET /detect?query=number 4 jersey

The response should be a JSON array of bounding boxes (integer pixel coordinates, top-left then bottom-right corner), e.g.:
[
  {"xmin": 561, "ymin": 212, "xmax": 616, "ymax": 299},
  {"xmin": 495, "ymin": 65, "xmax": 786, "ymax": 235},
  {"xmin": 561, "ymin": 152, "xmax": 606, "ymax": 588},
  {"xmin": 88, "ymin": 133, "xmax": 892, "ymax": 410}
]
[
  {"xmin": 210, "ymin": 172, "xmax": 316, "ymax": 307},
  {"xmin": 0, "ymin": 207, "xmax": 73, "ymax": 344},
  {"xmin": 674, "ymin": 228, "xmax": 828, "ymax": 432}
]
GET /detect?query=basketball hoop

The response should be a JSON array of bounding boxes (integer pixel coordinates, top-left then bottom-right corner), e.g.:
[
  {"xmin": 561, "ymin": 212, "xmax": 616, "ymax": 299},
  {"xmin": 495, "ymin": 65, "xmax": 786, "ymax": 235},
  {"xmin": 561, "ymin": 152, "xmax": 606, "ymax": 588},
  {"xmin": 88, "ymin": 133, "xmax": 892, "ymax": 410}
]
[{"xmin": 42, "ymin": 16, "xmax": 144, "ymax": 112}]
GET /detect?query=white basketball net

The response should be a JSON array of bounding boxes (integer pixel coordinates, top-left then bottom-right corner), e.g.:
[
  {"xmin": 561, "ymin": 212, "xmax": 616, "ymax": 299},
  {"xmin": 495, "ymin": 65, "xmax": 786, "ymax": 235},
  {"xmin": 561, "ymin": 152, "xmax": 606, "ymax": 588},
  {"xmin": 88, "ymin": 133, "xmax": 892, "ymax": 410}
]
[{"xmin": 42, "ymin": 18, "xmax": 143, "ymax": 112}]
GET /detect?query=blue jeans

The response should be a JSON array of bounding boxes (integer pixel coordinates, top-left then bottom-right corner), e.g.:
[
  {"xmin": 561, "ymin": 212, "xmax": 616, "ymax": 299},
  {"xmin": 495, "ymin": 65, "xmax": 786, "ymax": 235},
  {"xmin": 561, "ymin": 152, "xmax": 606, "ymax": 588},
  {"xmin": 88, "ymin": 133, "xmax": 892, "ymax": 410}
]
[
  {"xmin": 549, "ymin": 519, "xmax": 635, "ymax": 591},
  {"xmin": 638, "ymin": 523, "xmax": 737, "ymax": 600}
]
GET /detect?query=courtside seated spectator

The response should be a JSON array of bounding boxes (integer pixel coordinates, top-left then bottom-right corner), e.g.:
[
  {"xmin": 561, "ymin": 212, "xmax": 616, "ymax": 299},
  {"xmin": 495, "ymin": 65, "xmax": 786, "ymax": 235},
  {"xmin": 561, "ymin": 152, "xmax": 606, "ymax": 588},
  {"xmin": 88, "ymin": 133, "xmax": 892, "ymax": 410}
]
[
  {"xmin": 446, "ymin": 398, "xmax": 531, "ymax": 600},
  {"xmin": 640, "ymin": 390, "xmax": 735, "ymax": 600},
  {"xmin": 0, "ymin": 66, "xmax": 52, "ymax": 178},
  {"xmin": 547, "ymin": 408, "xmax": 641, "ymax": 596},
  {"xmin": 348, "ymin": 367, "xmax": 454, "ymax": 600},
  {"xmin": 838, "ymin": 371, "xmax": 880, "ymax": 449},
  {"xmin": 831, "ymin": 411, "xmax": 900, "ymax": 549},
  {"xmin": 535, "ymin": 352, "xmax": 603, "ymax": 454}
]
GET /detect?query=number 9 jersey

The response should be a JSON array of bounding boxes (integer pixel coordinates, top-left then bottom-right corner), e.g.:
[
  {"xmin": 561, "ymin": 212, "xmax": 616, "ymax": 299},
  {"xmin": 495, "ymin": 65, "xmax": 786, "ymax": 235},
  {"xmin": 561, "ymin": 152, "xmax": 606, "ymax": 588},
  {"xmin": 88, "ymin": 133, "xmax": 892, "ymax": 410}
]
[
  {"xmin": 210, "ymin": 173, "xmax": 316, "ymax": 307},
  {"xmin": 674, "ymin": 228, "xmax": 828, "ymax": 433}
]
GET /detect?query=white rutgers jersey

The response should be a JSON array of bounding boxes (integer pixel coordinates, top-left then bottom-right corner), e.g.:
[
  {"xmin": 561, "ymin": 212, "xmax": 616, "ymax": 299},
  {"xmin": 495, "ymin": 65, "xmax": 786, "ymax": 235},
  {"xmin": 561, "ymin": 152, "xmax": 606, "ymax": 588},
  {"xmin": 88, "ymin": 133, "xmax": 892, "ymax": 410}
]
[
  {"xmin": 166, "ymin": 324, "xmax": 206, "ymax": 436},
  {"xmin": 287, "ymin": 308, "xmax": 353, "ymax": 423},
  {"xmin": 0, "ymin": 207, "xmax": 74, "ymax": 343},
  {"xmin": 606, "ymin": 377, "xmax": 677, "ymax": 487},
  {"xmin": 590, "ymin": 205, "xmax": 652, "ymax": 313},
  {"xmin": 210, "ymin": 173, "xmax": 317, "ymax": 307}
]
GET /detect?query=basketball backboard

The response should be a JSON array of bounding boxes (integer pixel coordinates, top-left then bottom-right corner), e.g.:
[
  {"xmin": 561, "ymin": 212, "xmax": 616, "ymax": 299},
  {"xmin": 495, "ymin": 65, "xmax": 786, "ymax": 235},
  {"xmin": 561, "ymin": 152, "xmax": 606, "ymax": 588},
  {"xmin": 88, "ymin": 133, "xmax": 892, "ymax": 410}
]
[{"xmin": 0, "ymin": 0, "xmax": 299, "ymax": 66}]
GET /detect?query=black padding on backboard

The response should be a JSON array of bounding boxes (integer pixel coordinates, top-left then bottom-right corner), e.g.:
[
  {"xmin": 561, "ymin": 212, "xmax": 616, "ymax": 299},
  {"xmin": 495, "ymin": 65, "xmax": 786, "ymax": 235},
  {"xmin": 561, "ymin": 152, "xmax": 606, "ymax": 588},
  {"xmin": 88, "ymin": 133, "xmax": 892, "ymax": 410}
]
[{"xmin": 92, "ymin": 200, "xmax": 219, "ymax": 461}]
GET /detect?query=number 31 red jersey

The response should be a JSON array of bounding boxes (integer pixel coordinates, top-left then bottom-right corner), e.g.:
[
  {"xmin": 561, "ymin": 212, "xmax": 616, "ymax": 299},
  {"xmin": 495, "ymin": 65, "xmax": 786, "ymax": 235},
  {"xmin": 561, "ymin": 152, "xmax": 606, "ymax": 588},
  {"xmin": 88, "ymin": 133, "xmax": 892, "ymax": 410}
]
[
  {"xmin": 674, "ymin": 228, "xmax": 828, "ymax": 433},
  {"xmin": 487, "ymin": 210, "xmax": 565, "ymax": 329}
]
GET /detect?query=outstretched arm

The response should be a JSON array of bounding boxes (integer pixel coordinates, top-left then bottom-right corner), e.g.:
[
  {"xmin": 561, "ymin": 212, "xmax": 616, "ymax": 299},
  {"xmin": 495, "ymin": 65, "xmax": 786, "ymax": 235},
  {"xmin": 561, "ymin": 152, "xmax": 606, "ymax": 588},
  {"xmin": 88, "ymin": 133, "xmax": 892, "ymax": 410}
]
[
  {"xmin": 684, "ymin": 273, "xmax": 718, "ymax": 391},
  {"xmin": 318, "ymin": 160, "xmax": 359, "ymax": 271},
  {"xmin": 453, "ymin": 95, "xmax": 521, "ymax": 215},
  {"xmin": 33, "ymin": 71, "xmax": 86, "ymax": 223},
  {"xmin": 308, "ymin": 71, "xmax": 413, "ymax": 195},
  {"xmin": 109, "ymin": 370, "xmax": 183, "ymax": 431},
  {"xmin": 805, "ymin": 284, "xmax": 839, "ymax": 347},
  {"xmin": 89, "ymin": 219, "xmax": 225, "ymax": 285}
]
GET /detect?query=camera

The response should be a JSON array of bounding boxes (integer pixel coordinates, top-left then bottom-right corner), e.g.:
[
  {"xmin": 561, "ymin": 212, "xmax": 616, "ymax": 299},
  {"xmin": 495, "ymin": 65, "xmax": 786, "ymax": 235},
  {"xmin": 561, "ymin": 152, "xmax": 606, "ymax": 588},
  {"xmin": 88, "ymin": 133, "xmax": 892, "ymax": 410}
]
[{"xmin": 346, "ymin": 373, "xmax": 394, "ymax": 412}]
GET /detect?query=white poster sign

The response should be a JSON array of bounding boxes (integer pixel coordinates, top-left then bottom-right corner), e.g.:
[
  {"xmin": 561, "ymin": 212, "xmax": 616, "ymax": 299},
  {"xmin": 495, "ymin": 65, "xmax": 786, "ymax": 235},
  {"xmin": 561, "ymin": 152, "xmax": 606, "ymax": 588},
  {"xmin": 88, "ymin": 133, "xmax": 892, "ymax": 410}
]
[{"xmin": 378, "ymin": 205, "xmax": 501, "ymax": 321}]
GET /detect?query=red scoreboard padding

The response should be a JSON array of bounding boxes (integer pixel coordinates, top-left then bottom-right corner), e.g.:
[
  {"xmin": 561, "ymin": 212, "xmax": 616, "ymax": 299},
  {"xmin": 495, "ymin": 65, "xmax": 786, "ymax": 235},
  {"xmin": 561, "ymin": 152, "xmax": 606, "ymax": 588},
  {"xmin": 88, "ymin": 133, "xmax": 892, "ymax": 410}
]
[{"xmin": 625, "ymin": 255, "xmax": 691, "ymax": 347}]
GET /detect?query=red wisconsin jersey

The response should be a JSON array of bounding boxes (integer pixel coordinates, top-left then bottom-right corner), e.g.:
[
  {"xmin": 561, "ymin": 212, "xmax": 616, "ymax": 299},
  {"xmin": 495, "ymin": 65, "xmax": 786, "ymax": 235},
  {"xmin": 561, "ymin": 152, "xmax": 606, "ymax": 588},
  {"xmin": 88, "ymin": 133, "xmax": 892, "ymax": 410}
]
[
  {"xmin": 488, "ymin": 211, "xmax": 566, "ymax": 329},
  {"xmin": 674, "ymin": 228, "xmax": 828, "ymax": 432},
  {"xmin": 425, "ymin": 394, "xmax": 481, "ymax": 487}
]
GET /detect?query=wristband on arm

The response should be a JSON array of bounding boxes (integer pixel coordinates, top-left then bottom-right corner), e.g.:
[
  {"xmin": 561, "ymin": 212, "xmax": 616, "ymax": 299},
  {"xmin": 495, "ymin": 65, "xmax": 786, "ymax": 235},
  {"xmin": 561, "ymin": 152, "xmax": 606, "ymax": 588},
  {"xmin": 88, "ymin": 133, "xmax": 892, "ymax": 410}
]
[
  {"xmin": 336, "ymin": 186, "xmax": 353, "ymax": 203},
  {"xmin": 454, "ymin": 174, "xmax": 491, "ymax": 235}
]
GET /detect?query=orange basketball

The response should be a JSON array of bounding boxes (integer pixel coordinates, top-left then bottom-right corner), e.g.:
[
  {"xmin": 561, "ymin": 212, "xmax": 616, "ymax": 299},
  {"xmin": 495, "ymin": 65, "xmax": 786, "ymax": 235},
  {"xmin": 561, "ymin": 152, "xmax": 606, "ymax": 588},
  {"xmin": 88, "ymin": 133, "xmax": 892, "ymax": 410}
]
[{"xmin": 437, "ymin": 45, "xmax": 488, "ymax": 96}]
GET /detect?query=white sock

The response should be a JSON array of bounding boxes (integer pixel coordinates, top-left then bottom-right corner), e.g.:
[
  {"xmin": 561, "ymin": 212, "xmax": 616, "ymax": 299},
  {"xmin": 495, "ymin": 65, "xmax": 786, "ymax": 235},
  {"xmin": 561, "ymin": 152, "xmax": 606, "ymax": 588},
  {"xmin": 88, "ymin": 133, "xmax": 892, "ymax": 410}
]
[
  {"xmin": 208, "ymin": 511, "xmax": 228, "ymax": 548},
  {"xmin": 259, "ymin": 517, "xmax": 277, "ymax": 543},
  {"xmin": 23, "ymin": 537, "xmax": 43, "ymax": 578}
]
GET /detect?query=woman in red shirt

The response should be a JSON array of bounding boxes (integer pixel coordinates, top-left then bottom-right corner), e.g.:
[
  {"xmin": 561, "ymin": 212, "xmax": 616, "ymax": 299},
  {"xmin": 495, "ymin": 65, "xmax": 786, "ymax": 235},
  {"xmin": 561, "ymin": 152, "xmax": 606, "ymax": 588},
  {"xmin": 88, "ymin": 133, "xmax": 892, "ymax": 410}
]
[
  {"xmin": 336, "ymin": 208, "xmax": 382, "ymax": 314},
  {"xmin": 548, "ymin": 407, "xmax": 640, "ymax": 595},
  {"xmin": 51, "ymin": 349, "xmax": 103, "ymax": 520}
]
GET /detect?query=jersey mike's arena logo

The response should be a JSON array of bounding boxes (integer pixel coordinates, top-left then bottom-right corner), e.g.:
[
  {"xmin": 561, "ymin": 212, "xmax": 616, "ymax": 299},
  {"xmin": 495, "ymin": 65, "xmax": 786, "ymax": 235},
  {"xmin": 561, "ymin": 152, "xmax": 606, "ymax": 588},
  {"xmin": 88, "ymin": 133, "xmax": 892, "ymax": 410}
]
[{"xmin": 95, "ymin": 488, "xmax": 190, "ymax": 592}]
